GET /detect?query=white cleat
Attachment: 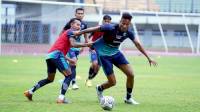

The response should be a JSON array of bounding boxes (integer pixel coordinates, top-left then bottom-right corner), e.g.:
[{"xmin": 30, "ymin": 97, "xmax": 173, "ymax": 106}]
[
  {"xmin": 85, "ymin": 79, "xmax": 92, "ymax": 87},
  {"xmin": 124, "ymin": 98, "xmax": 140, "ymax": 105},
  {"xmin": 56, "ymin": 98, "xmax": 71, "ymax": 104},
  {"xmin": 96, "ymin": 85, "xmax": 103, "ymax": 102},
  {"xmin": 72, "ymin": 84, "xmax": 79, "ymax": 90}
]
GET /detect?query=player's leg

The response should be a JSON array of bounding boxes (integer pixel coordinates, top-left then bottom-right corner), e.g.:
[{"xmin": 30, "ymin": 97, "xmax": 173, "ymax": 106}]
[
  {"xmin": 86, "ymin": 50, "xmax": 100, "ymax": 87},
  {"xmin": 54, "ymin": 56, "xmax": 72, "ymax": 104},
  {"xmin": 96, "ymin": 55, "xmax": 116, "ymax": 101},
  {"xmin": 24, "ymin": 59, "xmax": 56, "ymax": 101},
  {"xmin": 68, "ymin": 49, "xmax": 79, "ymax": 90},
  {"xmin": 117, "ymin": 64, "xmax": 139, "ymax": 104},
  {"xmin": 113, "ymin": 52, "xmax": 139, "ymax": 104}
]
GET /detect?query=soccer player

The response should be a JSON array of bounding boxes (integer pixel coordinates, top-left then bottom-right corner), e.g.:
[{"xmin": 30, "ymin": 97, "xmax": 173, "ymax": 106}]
[
  {"xmin": 74, "ymin": 13, "xmax": 157, "ymax": 104},
  {"xmin": 24, "ymin": 18, "xmax": 92, "ymax": 104},
  {"xmin": 85, "ymin": 15, "xmax": 112, "ymax": 87},
  {"xmin": 61, "ymin": 8, "xmax": 88, "ymax": 90}
]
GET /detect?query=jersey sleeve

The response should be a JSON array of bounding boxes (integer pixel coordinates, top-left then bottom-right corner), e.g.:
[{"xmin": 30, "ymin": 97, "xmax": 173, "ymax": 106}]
[
  {"xmin": 128, "ymin": 31, "xmax": 135, "ymax": 41},
  {"xmin": 67, "ymin": 30, "xmax": 75, "ymax": 39},
  {"xmin": 100, "ymin": 24, "xmax": 112, "ymax": 32}
]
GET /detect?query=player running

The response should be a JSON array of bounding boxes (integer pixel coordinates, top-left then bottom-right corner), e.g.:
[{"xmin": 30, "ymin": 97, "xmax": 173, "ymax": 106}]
[
  {"xmin": 74, "ymin": 13, "xmax": 157, "ymax": 105},
  {"xmin": 61, "ymin": 8, "xmax": 88, "ymax": 90},
  {"xmin": 24, "ymin": 18, "xmax": 92, "ymax": 104},
  {"xmin": 85, "ymin": 15, "xmax": 112, "ymax": 87}
]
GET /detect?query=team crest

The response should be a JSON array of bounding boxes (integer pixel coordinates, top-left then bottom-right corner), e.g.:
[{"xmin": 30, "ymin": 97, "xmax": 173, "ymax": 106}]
[{"xmin": 123, "ymin": 33, "xmax": 127, "ymax": 36}]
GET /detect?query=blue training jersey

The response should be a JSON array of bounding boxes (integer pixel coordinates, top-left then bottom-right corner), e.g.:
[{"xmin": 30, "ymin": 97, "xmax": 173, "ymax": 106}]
[{"xmin": 93, "ymin": 24, "xmax": 135, "ymax": 56}]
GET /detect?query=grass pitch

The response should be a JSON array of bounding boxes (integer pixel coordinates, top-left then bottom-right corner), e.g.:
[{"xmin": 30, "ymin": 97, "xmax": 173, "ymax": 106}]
[{"xmin": 0, "ymin": 55, "xmax": 200, "ymax": 112}]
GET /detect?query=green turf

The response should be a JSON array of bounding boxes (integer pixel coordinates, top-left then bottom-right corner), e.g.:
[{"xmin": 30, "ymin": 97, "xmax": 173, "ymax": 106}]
[{"xmin": 0, "ymin": 55, "xmax": 200, "ymax": 112}]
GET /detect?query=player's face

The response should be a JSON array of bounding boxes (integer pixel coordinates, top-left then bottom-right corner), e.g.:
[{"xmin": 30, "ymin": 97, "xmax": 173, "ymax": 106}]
[
  {"xmin": 71, "ymin": 20, "xmax": 81, "ymax": 30},
  {"xmin": 75, "ymin": 10, "xmax": 84, "ymax": 20},
  {"xmin": 103, "ymin": 19, "xmax": 111, "ymax": 24},
  {"xmin": 119, "ymin": 19, "xmax": 131, "ymax": 32}
]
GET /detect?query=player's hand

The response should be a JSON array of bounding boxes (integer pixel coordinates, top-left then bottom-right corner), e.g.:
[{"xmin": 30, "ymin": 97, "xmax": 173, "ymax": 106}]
[
  {"xmin": 79, "ymin": 48, "xmax": 84, "ymax": 54},
  {"xmin": 73, "ymin": 31, "xmax": 81, "ymax": 36},
  {"xmin": 148, "ymin": 59, "xmax": 157, "ymax": 67},
  {"xmin": 68, "ymin": 59, "xmax": 76, "ymax": 65},
  {"xmin": 86, "ymin": 42, "xmax": 94, "ymax": 47}
]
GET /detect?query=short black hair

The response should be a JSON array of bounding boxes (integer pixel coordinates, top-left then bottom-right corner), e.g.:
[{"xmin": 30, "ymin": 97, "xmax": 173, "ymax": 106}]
[
  {"xmin": 121, "ymin": 13, "xmax": 132, "ymax": 20},
  {"xmin": 75, "ymin": 8, "xmax": 84, "ymax": 13},
  {"xmin": 103, "ymin": 15, "xmax": 112, "ymax": 20}
]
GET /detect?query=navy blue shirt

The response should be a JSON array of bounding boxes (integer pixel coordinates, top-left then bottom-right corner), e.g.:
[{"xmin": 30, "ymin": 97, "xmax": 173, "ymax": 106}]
[
  {"xmin": 100, "ymin": 24, "xmax": 135, "ymax": 47},
  {"xmin": 93, "ymin": 24, "xmax": 135, "ymax": 56}
]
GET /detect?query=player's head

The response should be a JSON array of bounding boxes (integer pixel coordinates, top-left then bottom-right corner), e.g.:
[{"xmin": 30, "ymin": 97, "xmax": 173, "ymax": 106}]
[
  {"xmin": 70, "ymin": 18, "xmax": 81, "ymax": 30},
  {"xmin": 103, "ymin": 15, "xmax": 112, "ymax": 24},
  {"xmin": 75, "ymin": 8, "xmax": 84, "ymax": 20},
  {"xmin": 119, "ymin": 13, "xmax": 132, "ymax": 32}
]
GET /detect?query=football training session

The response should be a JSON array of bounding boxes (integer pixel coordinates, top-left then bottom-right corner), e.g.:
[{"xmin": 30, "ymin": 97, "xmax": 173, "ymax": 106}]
[{"xmin": 0, "ymin": 0, "xmax": 200, "ymax": 112}]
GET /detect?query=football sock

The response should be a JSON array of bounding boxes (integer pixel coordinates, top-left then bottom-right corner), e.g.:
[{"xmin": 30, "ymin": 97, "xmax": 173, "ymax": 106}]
[
  {"xmin": 126, "ymin": 88, "xmax": 133, "ymax": 99},
  {"xmin": 88, "ymin": 67, "xmax": 94, "ymax": 79},
  {"xmin": 61, "ymin": 75, "xmax": 72, "ymax": 95},
  {"xmin": 30, "ymin": 78, "xmax": 52, "ymax": 93},
  {"xmin": 98, "ymin": 85, "xmax": 104, "ymax": 92},
  {"xmin": 71, "ymin": 65, "xmax": 76, "ymax": 85}
]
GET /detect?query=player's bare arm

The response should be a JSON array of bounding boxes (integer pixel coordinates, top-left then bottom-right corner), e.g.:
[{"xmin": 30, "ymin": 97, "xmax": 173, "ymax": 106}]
[
  {"xmin": 133, "ymin": 37, "xmax": 157, "ymax": 67},
  {"xmin": 69, "ymin": 38, "xmax": 93, "ymax": 48},
  {"xmin": 74, "ymin": 26, "xmax": 101, "ymax": 36}
]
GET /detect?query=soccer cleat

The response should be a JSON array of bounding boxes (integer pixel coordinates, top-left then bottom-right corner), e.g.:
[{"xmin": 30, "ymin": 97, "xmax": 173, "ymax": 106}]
[
  {"xmin": 72, "ymin": 84, "xmax": 79, "ymax": 90},
  {"xmin": 24, "ymin": 91, "xmax": 33, "ymax": 101},
  {"xmin": 124, "ymin": 98, "xmax": 140, "ymax": 105},
  {"xmin": 56, "ymin": 98, "xmax": 70, "ymax": 104},
  {"xmin": 96, "ymin": 85, "xmax": 103, "ymax": 102},
  {"xmin": 85, "ymin": 79, "xmax": 92, "ymax": 87}
]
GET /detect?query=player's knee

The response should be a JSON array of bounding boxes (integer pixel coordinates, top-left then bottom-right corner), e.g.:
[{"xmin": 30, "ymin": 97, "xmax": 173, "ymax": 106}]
[
  {"xmin": 111, "ymin": 81, "xmax": 116, "ymax": 86},
  {"xmin": 109, "ymin": 80, "xmax": 116, "ymax": 86},
  {"xmin": 127, "ymin": 73, "xmax": 134, "ymax": 79},
  {"xmin": 70, "ymin": 62, "xmax": 76, "ymax": 66},
  {"xmin": 62, "ymin": 70, "xmax": 71, "ymax": 76},
  {"xmin": 47, "ymin": 75, "xmax": 55, "ymax": 82},
  {"xmin": 94, "ymin": 65, "xmax": 99, "ymax": 72}
]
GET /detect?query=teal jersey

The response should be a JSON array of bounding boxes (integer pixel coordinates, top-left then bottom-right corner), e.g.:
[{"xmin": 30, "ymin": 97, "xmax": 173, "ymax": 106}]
[
  {"xmin": 46, "ymin": 50, "xmax": 65, "ymax": 59},
  {"xmin": 93, "ymin": 38, "xmax": 119, "ymax": 56}
]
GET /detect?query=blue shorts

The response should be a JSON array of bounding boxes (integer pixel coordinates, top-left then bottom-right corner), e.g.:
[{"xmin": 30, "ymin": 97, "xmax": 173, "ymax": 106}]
[
  {"xmin": 98, "ymin": 51, "xmax": 129, "ymax": 76},
  {"xmin": 46, "ymin": 51, "xmax": 70, "ymax": 73},
  {"xmin": 67, "ymin": 49, "xmax": 80, "ymax": 59},
  {"xmin": 89, "ymin": 49, "xmax": 98, "ymax": 62}
]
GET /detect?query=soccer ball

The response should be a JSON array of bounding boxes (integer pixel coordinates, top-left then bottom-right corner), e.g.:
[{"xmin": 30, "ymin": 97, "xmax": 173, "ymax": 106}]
[{"xmin": 100, "ymin": 96, "xmax": 115, "ymax": 111}]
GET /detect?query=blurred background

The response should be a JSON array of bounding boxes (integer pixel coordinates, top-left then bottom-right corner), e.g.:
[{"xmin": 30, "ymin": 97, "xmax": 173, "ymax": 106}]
[{"xmin": 1, "ymin": 0, "xmax": 200, "ymax": 55}]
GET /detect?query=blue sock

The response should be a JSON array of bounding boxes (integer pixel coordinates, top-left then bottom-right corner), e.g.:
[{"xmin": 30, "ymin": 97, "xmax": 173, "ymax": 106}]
[
  {"xmin": 98, "ymin": 85, "xmax": 104, "ymax": 92},
  {"xmin": 61, "ymin": 75, "xmax": 72, "ymax": 95},
  {"xmin": 30, "ymin": 78, "xmax": 52, "ymax": 93},
  {"xmin": 88, "ymin": 67, "xmax": 94, "ymax": 79},
  {"xmin": 88, "ymin": 67, "xmax": 98, "ymax": 80},
  {"xmin": 71, "ymin": 65, "xmax": 76, "ymax": 85}
]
